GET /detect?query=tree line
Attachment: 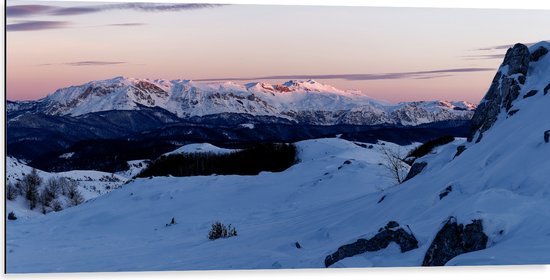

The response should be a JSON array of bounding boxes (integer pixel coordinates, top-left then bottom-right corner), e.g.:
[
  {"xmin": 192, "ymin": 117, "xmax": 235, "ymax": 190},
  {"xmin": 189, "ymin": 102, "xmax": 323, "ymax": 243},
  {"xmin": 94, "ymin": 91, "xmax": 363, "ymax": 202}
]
[{"xmin": 137, "ymin": 143, "xmax": 297, "ymax": 177}]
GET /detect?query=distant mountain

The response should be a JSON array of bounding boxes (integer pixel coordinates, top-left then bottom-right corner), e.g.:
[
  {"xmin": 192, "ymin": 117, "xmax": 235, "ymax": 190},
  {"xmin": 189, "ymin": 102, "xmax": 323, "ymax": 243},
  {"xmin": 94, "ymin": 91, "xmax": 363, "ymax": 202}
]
[
  {"xmin": 8, "ymin": 78, "xmax": 475, "ymax": 126},
  {"xmin": 7, "ymin": 77, "xmax": 476, "ymax": 171}
]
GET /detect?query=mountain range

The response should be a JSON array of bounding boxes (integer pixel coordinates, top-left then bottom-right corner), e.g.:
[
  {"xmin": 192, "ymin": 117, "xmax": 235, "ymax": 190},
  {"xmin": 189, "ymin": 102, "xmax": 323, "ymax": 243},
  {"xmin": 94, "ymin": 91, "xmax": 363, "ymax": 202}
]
[
  {"xmin": 7, "ymin": 77, "xmax": 476, "ymax": 171},
  {"xmin": 8, "ymin": 78, "xmax": 475, "ymax": 126}
]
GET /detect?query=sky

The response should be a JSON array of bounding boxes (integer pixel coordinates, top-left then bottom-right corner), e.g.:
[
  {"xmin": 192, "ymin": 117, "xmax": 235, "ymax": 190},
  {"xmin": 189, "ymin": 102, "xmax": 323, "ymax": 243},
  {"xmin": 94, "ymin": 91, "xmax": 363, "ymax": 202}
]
[{"xmin": 6, "ymin": 0, "xmax": 550, "ymax": 103}]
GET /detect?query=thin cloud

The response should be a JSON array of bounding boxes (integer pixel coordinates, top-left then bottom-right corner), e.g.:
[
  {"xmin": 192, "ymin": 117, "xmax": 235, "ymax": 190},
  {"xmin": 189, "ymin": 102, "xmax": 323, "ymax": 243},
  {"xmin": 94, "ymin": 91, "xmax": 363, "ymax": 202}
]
[
  {"xmin": 461, "ymin": 54, "xmax": 506, "ymax": 60},
  {"xmin": 65, "ymin": 61, "xmax": 127, "ymax": 66},
  {"xmin": 6, "ymin": 5, "xmax": 55, "ymax": 17},
  {"xmin": 195, "ymin": 68, "xmax": 495, "ymax": 82},
  {"xmin": 6, "ymin": 21, "xmax": 69, "ymax": 31},
  {"xmin": 52, "ymin": 7, "xmax": 100, "ymax": 16},
  {"xmin": 474, "ymin": 41, "xmax": 549, "ymax": 51},
  {"xmin": 7, "ymin": 3, "xmax": 226, "ymax": 17},
  {"xmin": 40, "ymin": 61, "xmax": 127, "ymax": 66},
  {"xmin": 106, "ymin": 23, "xmax": 144, "ymax": 27}
]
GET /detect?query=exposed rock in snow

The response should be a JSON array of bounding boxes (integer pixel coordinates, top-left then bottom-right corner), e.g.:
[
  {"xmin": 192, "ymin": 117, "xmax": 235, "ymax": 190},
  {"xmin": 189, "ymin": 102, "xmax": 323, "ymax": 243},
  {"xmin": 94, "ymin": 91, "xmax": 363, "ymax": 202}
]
[
  {"xmin": 403, "ymin": 161, "xmax": 427, "ymax": 182},
  {"xmin": 422, "ymin": 217, "xmax": 488, "ymax": 266},
  {"xmin": 469, "ymin": 42, "xmax": 550, "ymax": 142},
  {"xmin": 469, "ymin": 44, "xmax": 528, "ymax": 141},
  {"xmin": 453, "ymin": 145, "xmax": 466, "ymax": 158},
  {"xmin": 324, "ymin": 221, "xmax": 418, "ymax": 267},
  {"xmin": 530, "ymin": 45, "xmax": 548, "ymax": 62},
  {"xmin": 438, "ymin": 185, "xmax": 453, "ymax": 200}
]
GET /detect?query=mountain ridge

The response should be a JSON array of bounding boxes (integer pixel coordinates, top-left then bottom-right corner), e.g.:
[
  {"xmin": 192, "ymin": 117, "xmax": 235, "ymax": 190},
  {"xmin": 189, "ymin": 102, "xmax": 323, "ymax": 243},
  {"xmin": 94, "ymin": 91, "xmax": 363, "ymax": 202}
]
[{"xmin": 8, "ymin": 78, "xmax": 476, "ymax": 126}]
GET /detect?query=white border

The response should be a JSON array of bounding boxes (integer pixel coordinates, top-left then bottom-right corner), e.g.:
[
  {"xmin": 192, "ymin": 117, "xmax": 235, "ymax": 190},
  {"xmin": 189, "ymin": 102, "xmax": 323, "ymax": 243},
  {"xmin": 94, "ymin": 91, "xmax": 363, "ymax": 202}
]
[{"xmin": 2, "ymin": 1, "xmax": 550, "ymax": 279}]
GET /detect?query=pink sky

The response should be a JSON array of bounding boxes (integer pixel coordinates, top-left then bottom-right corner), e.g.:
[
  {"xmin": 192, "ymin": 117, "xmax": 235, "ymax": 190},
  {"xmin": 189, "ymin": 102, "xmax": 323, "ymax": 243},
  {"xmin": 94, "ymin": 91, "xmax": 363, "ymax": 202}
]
[{"xmin": 6, "ymin": 1, "xmax": 550, "ymax": 103}]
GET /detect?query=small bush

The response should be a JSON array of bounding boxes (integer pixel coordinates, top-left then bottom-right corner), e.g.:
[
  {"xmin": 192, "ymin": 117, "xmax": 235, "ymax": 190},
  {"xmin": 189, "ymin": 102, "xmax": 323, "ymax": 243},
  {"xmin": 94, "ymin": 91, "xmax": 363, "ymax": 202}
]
[
  {"xmin": 66, "ymin": 181, "xmax": 84, "ymax": 206},
  {"xmin": 208, "ymin": 222, "xmax": 238, "ymax": 240},
  {"xmin": 7, "ymin": 212, "xmax": 17, "ymax": 220},
  {"xmin": 6, "ymin": 182, "xmax": 18, "ymax": 201},
  {"xmin": 51, "ymin": 199, "xmax": 64, "ymax": 212},
  {"xmin": 381, "ymin": 147, "xmax": 409, "ymax": 184},
  {"xmin": 407, "ymin": 135, "xmax": 455, "ymax": 159}
]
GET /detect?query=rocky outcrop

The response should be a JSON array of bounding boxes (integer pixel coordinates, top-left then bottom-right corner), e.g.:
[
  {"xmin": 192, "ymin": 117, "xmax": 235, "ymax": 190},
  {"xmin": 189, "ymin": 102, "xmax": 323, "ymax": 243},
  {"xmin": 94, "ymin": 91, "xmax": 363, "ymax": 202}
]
[
  {"xmin": 468, "ymin": 43, "xmax": 530, "ymax": 142},
  {"xmin": 403, "ymin": 162, "xmax": 427, "ymax": 182},
  {"xmin": 544, "ymin": 130, "xmax": 550, "ymax": 143},
  {"xmin": 324, "ymin": 221, "xmax": 418, "ymax": 267},
  {"xmin": 422, "ymin": 217, "xmax": 488, "ymax": 266}
]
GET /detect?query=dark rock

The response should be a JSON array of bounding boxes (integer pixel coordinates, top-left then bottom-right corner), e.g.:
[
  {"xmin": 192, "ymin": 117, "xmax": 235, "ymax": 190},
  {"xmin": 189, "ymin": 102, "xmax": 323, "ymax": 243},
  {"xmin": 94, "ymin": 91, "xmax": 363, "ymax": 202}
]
[
  {"xmin": 545, "ymin": 130, "xmax": 550, "ymax": 143},
  {"xmin": 295, "ymin": 242, "xmax": 302, "ymax": 249},
  {"xmin": 518, "ymin": 75, "xmax": 526, "ymax": 85},
  {"xmin": 507, "ymin": 109, "xmax": 519, "ymax": 116},
  {"xmin": 7, "ymin": 212, "xmax": 17, "ymax": 220},
  {"xmin": 502, "ymin": 43, "xmax": 530, "ymax": 75},
  {"xmin": 403, "ymin": 162, "xmax": 427, "ymax": 182},
  {"xmin": 545, "ymin": 83, "xmax": 550, "ymax": 95},
  {"xmin": 439, "ymin": 186, "xmax": 453, "ymax": 200},
  {"xmin": 422, "ymin": 217, "xmax": 488, "ymax": 266},
  {"xmin": 524, "ymin": 90, "xmax": 538, "ymax": 98},
  {"xmin": 324, "ymin": 221, "xmax": 418, "ymax": 267},
  {"xmin": 385, "ymin": 221, "xmax": 400, "ymax": 229},
  {"xmin": 404, "ymin": 157, "xmax": 416, "ymax": 166},
  {"xmin": 377, "ymin": 195, "xmax": 386, "ymax": 204},
  {"xmin": 530, "ymin": 46, "xmax": 549, "ymax": 62},
  {"xmin": 468, "ymin": 43, "xmax": 530, "ymax": 142},
  {"xmin": 454, "ymin": 145, "xmax": 466, "ymax": 158},
  {"xmin": 475, "ymin": 133, "xmax": 483, "ymax": 143},
  {"xmin": 343, "ymin": 160, "xmax": 352, "ymax": 165}
]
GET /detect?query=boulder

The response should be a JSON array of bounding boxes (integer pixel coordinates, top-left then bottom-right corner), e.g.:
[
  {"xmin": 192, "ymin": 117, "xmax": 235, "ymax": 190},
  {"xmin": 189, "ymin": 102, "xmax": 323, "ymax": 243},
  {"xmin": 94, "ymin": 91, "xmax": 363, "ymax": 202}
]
[
  {"xmin": 324, "ymin": 221, "xmax": 418, "ymax": 267},
  {"xmin": 403, "ymin": 162, "xmax": 427, "ymax": 182},
  {"xmin": 422, "ymin": 217, "xmax": 488, "ymax": 266}
]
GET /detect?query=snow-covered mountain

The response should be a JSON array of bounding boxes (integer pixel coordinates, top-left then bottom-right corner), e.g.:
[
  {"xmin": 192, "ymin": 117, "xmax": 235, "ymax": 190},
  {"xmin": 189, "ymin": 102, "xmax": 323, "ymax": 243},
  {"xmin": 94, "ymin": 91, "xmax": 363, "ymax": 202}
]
[{"xmin": 8, "ymin": 78, "xmax": 475, "ymax": 126}]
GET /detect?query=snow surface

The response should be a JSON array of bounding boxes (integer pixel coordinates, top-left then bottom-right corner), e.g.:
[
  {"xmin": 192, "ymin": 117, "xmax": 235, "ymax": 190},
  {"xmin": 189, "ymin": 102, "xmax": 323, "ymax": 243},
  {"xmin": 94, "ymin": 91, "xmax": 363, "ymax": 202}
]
[{"xmin": 6, "ymin": 139, "xmax": 414, "ymax": 272}]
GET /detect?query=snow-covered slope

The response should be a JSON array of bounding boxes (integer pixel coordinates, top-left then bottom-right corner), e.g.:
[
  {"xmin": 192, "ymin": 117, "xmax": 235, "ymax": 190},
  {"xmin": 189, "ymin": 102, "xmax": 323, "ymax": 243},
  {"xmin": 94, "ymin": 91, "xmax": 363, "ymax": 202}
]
[
  {"xmin": 8, "ymin": 77, "xmax": 475, "ymax": 126},
  {"xmin": 5, "ymin": 138, "xmax": 413, "ymax": 272}
]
